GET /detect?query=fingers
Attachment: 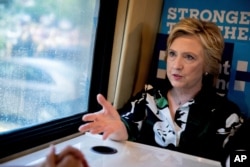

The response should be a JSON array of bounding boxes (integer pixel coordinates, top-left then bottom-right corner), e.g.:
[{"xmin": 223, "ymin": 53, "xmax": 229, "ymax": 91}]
[
  {"xmin": 40, "ymin": 145, "xmax": 56, "ymax": 167},
  {"xmin": 96, "ymin": 94, "xmax": 120, "ymax": 118},
  {"xmin": 78, "ymin": 93, "xmax": 118, "ymax": 139},
  {"xmin": 96, "ymin": 94, "xmax": 113, "ymax": 111},
  {"xmin": 81, "ymin": 94, "xmax": 110, "ymax": 122},
  {"xmin": 57, "ymin": 154, "xmax": 82, "ymax": 167},
  {"xmin": 41, "ymin": 145, "xmax": 89, "ymax": 167},
  {"xmin": 56, "ymin": 146, "xmax": 89, "ymax": 167},
  {"xmin": 82, "ymin": 113, "xmax": 98, "ymax": 122},
  {"xmin": 78, "ymin": 119, "xmax": 108, "ymax": 138},
  {"xmin": 78, "ymin": 113, "xmax": 96, "ymax": 133},
  {"xmin": 47, "ymin": 145, "xmax": 56, "ymax": 161},
  {"xmin": 78, "ymin": 120, "xmax": 105, "ymax": 135},
  {"xmin": 57, "ymin": 146, "xmax": 84, "ymax": 162},
  {"xmin": 102, "ymin": 129, "xmax": 112, "ymax": 140}
]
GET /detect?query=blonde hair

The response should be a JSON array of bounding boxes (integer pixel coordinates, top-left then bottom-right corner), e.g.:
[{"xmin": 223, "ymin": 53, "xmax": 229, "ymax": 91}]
[{"xmin": 166, "ymin": 18, "xmax": 224, "ymax": 86}]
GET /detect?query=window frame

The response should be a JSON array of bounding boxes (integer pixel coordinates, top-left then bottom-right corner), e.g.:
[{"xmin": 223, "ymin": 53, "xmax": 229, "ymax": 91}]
[{"xmin": 0, "ymin": 0, "xmax": 118, "ymax": 160}]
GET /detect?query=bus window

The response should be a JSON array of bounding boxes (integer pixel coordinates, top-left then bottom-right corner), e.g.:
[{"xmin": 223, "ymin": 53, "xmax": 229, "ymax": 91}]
[
  {"xmin": 0, "ymin": 0, "xmax": 118, "ymax": 160},
  {"xmin": 0, "ymin": 0, "xmax": 97, "ymax": 132}
]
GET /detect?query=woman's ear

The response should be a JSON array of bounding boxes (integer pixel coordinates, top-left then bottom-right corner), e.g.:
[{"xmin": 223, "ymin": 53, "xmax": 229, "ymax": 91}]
[{"xmin": 203, "ymin": 64, "xmax": 210, "ymax": 76}]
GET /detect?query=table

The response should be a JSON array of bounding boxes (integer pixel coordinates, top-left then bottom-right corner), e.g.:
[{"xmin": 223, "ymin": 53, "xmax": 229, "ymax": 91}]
[{"xmin": 1, "ymin": 133, "xmax": 221, "ymax": 167}]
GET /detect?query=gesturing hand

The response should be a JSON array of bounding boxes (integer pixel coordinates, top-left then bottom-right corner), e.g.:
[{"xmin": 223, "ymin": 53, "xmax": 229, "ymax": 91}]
[{"xmin": 78, "ymin": 94, "xmax": 128, "ymax": 141}]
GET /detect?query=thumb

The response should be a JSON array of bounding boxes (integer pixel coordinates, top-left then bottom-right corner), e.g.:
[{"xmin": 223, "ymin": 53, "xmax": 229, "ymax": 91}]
[
  {"xmin": 96, "ymin": 94, "xmax": 111, "ymax": 109},
  {"xmin": 42, "ymin": 145, "xmax": 56, "ymax": 167},
  {"xmin": 96, "ymin": 94, "xmax": 120, "ymax": 118},
  {"xmin": 96, "ymin": 94, "xmax": 113, "ymax": 111}
]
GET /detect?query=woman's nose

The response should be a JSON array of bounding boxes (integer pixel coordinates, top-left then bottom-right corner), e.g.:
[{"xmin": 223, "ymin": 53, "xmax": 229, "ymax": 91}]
[{"xmin": 172, "ymin": 56, "xmax": 183, "ymax": 69}]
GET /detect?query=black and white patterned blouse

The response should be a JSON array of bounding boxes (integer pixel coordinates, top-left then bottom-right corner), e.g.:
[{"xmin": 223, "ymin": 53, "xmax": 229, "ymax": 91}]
[{"xmin": 119, "ymin": 84, "xmax": 244, "ymax": 161}]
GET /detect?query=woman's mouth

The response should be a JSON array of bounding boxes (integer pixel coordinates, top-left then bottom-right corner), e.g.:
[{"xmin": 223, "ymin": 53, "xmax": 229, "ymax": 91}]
[{"xmin": 172, "ymin": 74, "xmax": 182, "ymax": 80}]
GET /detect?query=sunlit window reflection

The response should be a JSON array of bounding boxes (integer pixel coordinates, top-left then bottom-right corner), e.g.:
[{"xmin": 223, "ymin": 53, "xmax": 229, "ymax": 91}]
[{"xmin": 0, "ymin": 0, "xmax": 99, "ymax": 132}]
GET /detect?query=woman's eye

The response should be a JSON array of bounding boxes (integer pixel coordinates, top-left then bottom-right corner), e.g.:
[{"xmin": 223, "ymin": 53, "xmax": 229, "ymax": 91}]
[
  {"xmin": 184, "ymin": 54, "xmax": 195, "ymax": 60},
  {"xmin": 168, "ymin": 51, "xmax": 175, "ymax": 57}
]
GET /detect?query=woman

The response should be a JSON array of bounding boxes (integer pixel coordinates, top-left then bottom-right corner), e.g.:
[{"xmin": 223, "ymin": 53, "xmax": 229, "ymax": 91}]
[{"xmin": 78, "ymin": 18, "xmax": 244, "ymax": 162}]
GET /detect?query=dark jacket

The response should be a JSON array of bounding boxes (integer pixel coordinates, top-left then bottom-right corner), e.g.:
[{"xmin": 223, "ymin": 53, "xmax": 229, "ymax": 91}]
[
  {"xmin": 119, "ymin": 80, "xmax": 244, "ymax": 162},
  {"xmin": 221, "ymin": 118, "xmax": 250, "ymax": 166}
]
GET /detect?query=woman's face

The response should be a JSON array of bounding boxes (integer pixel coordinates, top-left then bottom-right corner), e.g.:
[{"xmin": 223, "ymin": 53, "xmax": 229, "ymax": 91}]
[{"xmin": 166, "ymin": 35, "xmax": 205, "ymax": 90}]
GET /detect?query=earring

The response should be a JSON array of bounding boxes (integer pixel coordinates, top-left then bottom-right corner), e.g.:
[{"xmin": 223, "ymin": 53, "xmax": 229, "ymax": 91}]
[{"xmin": 205, "ymin": 72, "xmax": 208, "ymax": 75}]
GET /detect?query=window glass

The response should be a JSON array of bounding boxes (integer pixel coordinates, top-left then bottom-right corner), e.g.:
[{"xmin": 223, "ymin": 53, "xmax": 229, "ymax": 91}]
[{"xmin": 0, "ymin": 0, "xmax": 99, "ymax": 133}]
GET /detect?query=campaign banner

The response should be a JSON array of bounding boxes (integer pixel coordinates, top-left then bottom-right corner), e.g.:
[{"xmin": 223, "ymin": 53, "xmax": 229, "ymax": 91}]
[{"xmin": 151, "ymin": 0, "xmax": 250, "ymax": 117}]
